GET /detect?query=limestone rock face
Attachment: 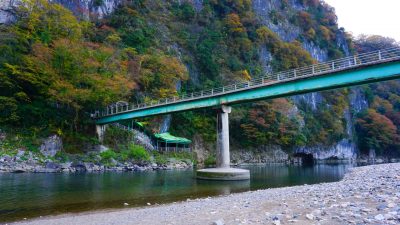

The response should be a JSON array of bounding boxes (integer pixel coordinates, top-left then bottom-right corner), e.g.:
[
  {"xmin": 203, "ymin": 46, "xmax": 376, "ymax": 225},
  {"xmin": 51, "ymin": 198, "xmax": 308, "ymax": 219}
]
[
  {"xmin": 252, "ymin": 0, "xmax": 302, "ymax": 42},
  {"xmin": 349, "ymin": 87, "xmax": 369, "ymax": 113},
  {"xmin": 191, "ymin": 134, "xmax": 211, "ymax": 166},
  {"xmin": 231, "ymin": 145, "xmax": 289, "ymax": 164},
  {"xmin": 0, "ymin": 0, "xmax": 121, "ymax": 24},
  {"xmin": 97, "ymin": 145, "xmax": 109, "ymax": 153},
  {"xmin": 40, "ymin": 135, "xmax": 63, "ymax": 157},
  {"xmin": 0, "ymin": 0, "xmax": 17, "ymax": 24},
  {"xmin": 132, "ymin": 129, "xmax": 155, "ymax": 151},
  {"xmin": 53, "ymin": 0, "xmax": 121, "ymax": 19},
  {"xmin": 295, "ymin": 139, "xmax": 357, "ymax": 160}
]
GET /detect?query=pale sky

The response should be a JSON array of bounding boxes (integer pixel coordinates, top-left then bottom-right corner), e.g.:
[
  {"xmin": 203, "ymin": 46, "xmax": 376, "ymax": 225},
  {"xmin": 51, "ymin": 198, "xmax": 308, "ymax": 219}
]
[{"xmin": 324, "ymin": 0, "xmax": 400, "ymax": 41}]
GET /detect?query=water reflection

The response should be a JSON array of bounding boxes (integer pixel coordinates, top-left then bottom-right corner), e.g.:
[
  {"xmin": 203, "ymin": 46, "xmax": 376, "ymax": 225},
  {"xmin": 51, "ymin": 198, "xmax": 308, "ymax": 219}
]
[
  {"xmin": 244, "ymin": 163, "xmax": 354, "ymax": 189},
  {"xmin": 196, "ymin": 179, "xmax": 251, "ymax": 195},
  {"xmin": 0, "ymin": 163, "xmax": 352, "ymax": 222}
]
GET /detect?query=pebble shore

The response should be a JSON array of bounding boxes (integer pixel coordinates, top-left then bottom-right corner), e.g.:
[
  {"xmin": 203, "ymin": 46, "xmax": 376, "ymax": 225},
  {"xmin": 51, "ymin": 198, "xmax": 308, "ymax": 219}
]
[{"xmin": 13, "ymin": 163, "xmax": 400, "ymax": 225}]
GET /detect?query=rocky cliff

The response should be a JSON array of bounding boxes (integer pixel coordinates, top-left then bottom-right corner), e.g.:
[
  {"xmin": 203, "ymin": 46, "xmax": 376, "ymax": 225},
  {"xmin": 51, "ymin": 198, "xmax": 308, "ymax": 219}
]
[
  {"xmin": 0, "ymin": 0, "xmax": 120, "ymax": 23},
  {"xmin": 249, "ymin": 0, "xmax": 359, "ymax": 161}
]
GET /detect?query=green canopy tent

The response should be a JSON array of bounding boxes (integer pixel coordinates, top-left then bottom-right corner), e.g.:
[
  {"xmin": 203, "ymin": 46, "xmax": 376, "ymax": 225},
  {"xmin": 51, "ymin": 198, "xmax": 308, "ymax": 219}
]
[
  {"xmin": 154, "ymin": 132, "xmax": 192, "ymax": 152},
  {"xmin": 114, "ymin": 121, "xmax": 192, "ymax": 152}
]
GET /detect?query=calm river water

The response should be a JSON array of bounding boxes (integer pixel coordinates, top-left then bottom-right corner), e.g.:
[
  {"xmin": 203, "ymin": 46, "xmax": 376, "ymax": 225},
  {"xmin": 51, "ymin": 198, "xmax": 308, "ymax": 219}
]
[{"xmin": 0, "ymin": 163, "xmax": 353, "ymax": 222}]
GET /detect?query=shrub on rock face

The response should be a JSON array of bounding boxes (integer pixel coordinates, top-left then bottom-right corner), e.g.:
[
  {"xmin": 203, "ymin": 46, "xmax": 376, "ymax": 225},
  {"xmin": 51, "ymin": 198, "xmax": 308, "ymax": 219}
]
[
  {"xmin": 204, "ymin": 155, "xmax": 216, "ymax": 167},
  {"xmin": 153, "ymin": 151, "xmax": 167, "ymax": 165},
  {"xmin": 121, "ymin": 144, "xmax": 150, "ymax": 162},
  {"xmin": 100, "ymin": 149, "xmax": 117, "ymax": 162}
]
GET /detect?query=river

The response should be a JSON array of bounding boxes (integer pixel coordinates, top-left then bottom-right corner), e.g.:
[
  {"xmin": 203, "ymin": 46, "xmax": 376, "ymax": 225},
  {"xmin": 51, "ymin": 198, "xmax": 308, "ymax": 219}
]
[{"xmin": 0, "ymin": 163, "xmax": 353, "ymax": 223}]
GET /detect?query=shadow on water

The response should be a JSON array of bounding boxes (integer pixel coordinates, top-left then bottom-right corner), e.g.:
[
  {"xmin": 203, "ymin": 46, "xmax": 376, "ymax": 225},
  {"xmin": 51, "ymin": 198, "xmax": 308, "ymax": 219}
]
[{"xmin": 0, "ymin": 163, "xmax": 354, "ymax": 222}]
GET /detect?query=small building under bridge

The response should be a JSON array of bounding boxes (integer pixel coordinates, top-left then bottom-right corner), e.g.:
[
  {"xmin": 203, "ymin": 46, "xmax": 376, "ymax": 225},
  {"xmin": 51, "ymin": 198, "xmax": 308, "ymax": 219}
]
[
  {"xmin": 154, "ymin": 132, "xmax": 191, "ymax": 152},
  {"xmin": 111, "ymin": 120, "xmax": 192, "ymax": 152}
]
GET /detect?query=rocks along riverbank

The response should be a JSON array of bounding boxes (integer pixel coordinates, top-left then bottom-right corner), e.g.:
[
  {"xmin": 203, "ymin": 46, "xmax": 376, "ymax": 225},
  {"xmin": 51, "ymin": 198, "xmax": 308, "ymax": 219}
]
[{"xmin": 0, "ymin": 154, "xmax": 192, "ymax": 173}]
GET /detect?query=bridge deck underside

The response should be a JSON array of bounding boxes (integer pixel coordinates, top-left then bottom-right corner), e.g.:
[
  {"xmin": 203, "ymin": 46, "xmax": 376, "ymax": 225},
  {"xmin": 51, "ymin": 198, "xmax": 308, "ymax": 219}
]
[{"xmin": 96, "ymin": 60, "xmax": 400, "ymax": 124}]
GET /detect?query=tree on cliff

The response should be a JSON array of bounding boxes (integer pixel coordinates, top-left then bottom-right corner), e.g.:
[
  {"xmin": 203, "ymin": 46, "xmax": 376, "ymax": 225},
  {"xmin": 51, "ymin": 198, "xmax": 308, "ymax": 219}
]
[
  {"xmin": 354, "ymin": 34, "xmax": 399, "ymax": 53},
  {"xmin": 354, "ymin": 34, "xmax": 400, "ymax": 156},
  {"xmin": 356, "ymin": 109, "xmax": 399, "ymax": 155}
]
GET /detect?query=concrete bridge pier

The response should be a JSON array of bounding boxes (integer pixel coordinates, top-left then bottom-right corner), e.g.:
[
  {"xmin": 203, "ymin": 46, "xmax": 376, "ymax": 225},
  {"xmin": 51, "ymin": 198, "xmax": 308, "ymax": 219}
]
[
  {"xmin": 216, "ymin": 105, "xmax": 231, "ymax": 168},
  {"xmin": 96, "ymin": 124, "xmax": 107, "ymax": 143},
  {"xmin": 196, "ymin": 105, "xmax": 250, "ymax": 180}
]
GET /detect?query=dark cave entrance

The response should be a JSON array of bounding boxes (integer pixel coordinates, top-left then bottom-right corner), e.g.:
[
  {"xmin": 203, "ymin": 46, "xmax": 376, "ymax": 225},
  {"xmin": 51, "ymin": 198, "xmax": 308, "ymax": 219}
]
[{"xmin": 293, "ymin": 153, "xmax": 315, "ymax": 165}]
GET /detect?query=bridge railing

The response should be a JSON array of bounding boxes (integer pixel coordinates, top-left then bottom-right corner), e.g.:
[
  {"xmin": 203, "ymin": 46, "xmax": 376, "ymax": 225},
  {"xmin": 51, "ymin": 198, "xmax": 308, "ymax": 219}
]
[{"xmin": 94, "ymin": 47, "xmax": 400, "ymax": 118}]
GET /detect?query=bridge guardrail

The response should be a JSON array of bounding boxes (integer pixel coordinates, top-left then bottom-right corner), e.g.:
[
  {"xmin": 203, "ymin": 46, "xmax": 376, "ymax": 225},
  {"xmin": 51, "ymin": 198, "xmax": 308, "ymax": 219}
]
[{"xmin": 93, "ymin": 47, "xmax": 400, "ymax": 118}]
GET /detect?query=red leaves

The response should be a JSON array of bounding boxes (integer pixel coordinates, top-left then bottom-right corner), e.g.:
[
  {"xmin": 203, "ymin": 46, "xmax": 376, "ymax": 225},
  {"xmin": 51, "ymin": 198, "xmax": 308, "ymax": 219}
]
[{"xmin": 356, "ymin": 109, "xmax": 399, "ymax": 149}]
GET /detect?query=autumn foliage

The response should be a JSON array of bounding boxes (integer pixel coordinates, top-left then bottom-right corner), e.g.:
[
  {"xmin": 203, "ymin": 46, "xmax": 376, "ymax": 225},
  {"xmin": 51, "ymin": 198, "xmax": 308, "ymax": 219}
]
[
  {"xmin": 356, "ymin": 109, "xmax": 399, "ymax": 154},
  {"xmin": 0, "ymin": 0, "xmax": 188, "ymax": 134}
]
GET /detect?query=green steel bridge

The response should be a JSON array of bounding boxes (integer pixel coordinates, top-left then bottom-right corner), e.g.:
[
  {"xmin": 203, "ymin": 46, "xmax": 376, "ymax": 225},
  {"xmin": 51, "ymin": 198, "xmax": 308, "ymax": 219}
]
[
  {"xmin": 94, "ymin": 48, "xmax": 400, "ymax": 124},
  {"xmin": 93, "ymin": 47, "xmax": 400, "ymax": 179}
]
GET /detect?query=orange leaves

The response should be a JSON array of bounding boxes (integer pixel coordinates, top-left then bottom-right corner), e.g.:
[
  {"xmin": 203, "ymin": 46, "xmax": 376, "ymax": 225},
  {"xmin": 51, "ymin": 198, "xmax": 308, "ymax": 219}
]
[
  {"xmin": 238, "ymin": 100, "xmax": 303, "ymax": 147},
  {"xmin": 248, "ymin": 102, "xmax": 275, "ymax": 129},
  {"xmin": 31, "ymin": 42, "xmax": 52, "ymax": 62},
  {"xmin": 271, "ymin": 98, "xmax": 292, "ymax": 115},
  {"xmin": 371, "ymin": 97, "xmax": 394, "ymax": 114},
  {"xmin": 26, "ymin": 37, "xmax": 136, "ymax": 110},
  {"xmin": 305, "ymin": 28, "xmax": 316, "ymax": 40},
  {"xmin": 224, "ymin": 13, "xmax": 246, "ymax": 36},
  {"xmin": 255, "ymin": 26, "xmax": 315, "ymax": 71},
  {"xmin": 0, "ymin": 0, "xmax": 140, "ymax": 128},
  {"xmin": 319, "ymin": 25, "xmax": 333, "ymax": 41},
  {"xmin": 136, "ymin": 52, "xmax": 188, "ymax": 98},
  {"xmin": 298, "ymin": 11, "xmax": 313, "ymax": 31},
  {"xmin": 256, "ymin": 26, "xmax": 280, "ymax": 45},
  {"xmin": 241, "ymin": 70, "xmax": 251, "ymax": 81},
  {"xmin": 239, "ymin": 123, "xmax": 261, "ymax": 141},
  {"xmin": 301, "ymin": 0, "xmax": 319, "ymax": 7},
  {"xmin": 83, "ymin": 41, "xmax": 101, "ymax": 49},
  {"xmin": 356, "ymin": 109, "xmax": 399, "ymax": 150}
]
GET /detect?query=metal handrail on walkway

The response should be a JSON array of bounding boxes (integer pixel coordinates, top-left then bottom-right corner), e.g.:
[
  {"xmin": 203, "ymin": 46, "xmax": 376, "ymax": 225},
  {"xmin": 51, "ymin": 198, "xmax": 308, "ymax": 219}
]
[{"xmin": 93, "ymin": 47, "xmax": 400, "ymax": 118}]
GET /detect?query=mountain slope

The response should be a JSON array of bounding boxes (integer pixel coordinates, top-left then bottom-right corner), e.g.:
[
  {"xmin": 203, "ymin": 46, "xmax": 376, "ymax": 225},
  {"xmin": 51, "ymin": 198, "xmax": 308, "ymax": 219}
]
[{"xmin": 0, "ymin": 0, "xmax": 399, "ymax": 162}]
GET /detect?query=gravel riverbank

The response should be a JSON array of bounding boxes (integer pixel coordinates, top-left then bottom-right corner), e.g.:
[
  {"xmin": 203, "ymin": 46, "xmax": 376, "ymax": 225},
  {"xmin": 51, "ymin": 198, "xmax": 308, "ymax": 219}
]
[{"xmin": 12, "ymin": 163, "xmax": 400, "ymax": 225}]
